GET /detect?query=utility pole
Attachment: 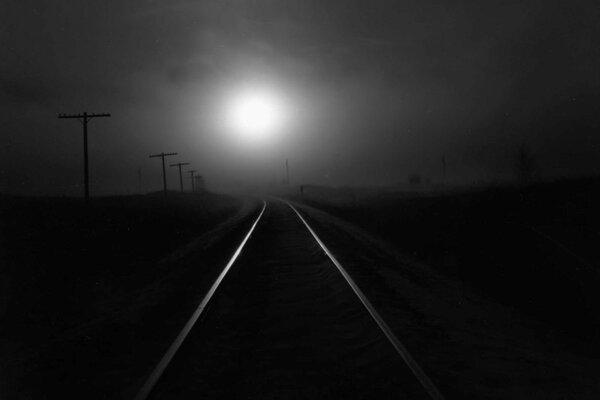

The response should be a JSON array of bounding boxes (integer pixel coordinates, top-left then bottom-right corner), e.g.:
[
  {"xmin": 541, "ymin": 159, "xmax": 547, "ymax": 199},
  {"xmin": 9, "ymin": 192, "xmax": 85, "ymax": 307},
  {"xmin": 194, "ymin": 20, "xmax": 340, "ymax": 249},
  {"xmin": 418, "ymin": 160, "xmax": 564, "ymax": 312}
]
[
  {"xmin": 170, "ymin": 162, "xmax": 189, "ymax": 193},
  {"xmin": 285, "ymin": 158, "xmax": 289, "ymax": 185},
  {"xmin": 187, "ymin": 170, "xmax": 197, "ymax": 192},
  {"xmin": 442, "ymin": 155, "xmax": 447, "ymax": 186},
  {"xmin": 137, "ymin": 167, "xmax": 142, "ymax": 194},
  {"xmin": 149, "ymin": 152, "xmax": 177, "ymax": 196},
  {"xmin": 58, "ymin": 111, "xmax": 111, "ymax": 204},
  {"xmin": 195, "ymin": 175, "xmax": 205, "ymax": 191}
]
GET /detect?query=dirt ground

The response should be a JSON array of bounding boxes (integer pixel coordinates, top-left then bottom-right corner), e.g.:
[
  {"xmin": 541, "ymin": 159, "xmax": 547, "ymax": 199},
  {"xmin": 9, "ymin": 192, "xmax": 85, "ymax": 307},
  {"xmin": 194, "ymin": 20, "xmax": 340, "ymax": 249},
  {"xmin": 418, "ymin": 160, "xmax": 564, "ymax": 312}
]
[{"xmin": 289, "ymin": 181, "xmax": 600, "ymax": 399}]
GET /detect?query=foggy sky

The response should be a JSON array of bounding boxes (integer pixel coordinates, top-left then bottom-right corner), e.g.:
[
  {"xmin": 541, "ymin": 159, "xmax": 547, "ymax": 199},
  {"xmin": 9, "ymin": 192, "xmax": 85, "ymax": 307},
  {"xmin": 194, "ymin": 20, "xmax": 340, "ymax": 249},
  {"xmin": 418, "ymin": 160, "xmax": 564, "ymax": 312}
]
[{"xmin": 1, "ymin": 0, "xmax": 599, "ymax": 195}]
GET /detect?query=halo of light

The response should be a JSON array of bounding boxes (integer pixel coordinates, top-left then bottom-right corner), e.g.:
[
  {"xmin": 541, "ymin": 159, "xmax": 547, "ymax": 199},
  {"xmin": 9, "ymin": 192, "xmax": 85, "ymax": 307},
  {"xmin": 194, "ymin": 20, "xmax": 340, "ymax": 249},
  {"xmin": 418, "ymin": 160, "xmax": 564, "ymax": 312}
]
[{"xmin": 225, "ymin": 88, "xmax": 286, "ymax": 144}]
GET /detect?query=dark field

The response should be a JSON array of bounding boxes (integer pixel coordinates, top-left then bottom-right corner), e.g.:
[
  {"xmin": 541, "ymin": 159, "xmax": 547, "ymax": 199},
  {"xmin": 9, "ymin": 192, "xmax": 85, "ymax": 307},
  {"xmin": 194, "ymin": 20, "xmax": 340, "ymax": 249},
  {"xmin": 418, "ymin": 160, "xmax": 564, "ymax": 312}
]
[
  {"xmin": 0, "ymin": 192, "xmax": 261, "ymax": 398},
  {"xmin": 294, "ymin": 178, "xmax": 600, "ymax": 351},
  {"xmin": 1, "ymin": 179, "xmax": 599, "ymax": 399}
]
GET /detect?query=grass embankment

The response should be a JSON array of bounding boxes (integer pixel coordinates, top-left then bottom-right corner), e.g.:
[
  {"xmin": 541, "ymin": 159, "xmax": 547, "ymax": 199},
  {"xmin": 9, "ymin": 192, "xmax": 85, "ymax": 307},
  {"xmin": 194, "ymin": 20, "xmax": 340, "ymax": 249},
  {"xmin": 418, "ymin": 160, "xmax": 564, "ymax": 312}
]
[
  {"xmin": 0, "ymin": 191, "xmax": 254, "ymax": 398},
  {"xmin": 295, "ymin": 178, "xmax": 600, "ymax": 349}
]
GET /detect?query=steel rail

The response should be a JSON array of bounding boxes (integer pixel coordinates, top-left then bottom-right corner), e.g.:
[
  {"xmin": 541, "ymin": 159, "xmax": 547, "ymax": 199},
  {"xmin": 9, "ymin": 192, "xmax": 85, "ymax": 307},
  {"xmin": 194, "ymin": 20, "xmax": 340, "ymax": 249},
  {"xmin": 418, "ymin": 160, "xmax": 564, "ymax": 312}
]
[
  {"xmin": 133, "ymin": 200, "xmax": 267, "ymax": 400},
  {"xmin": 287, "ymin": 202, "xmax": 445, "ymax": 400}
]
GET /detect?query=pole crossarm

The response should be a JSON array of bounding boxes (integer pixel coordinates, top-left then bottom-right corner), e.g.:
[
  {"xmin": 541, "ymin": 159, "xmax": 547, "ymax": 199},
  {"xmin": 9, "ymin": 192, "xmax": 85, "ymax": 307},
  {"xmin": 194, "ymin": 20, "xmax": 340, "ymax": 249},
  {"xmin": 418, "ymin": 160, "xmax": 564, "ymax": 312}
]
[
  {"xmin": 58, "ymin": 113, "xmax": 111, "ymax": 124},
  {"xmin": 169, "ymin": 162, "xmax": 189, "ymax": 167},
  {"xmin": 149, "ymin": 152, "xmax": 178, "ymax": 158},
  {"xmin": 58, "ymin": 113, "xmax": 111, "ymax": 119}
]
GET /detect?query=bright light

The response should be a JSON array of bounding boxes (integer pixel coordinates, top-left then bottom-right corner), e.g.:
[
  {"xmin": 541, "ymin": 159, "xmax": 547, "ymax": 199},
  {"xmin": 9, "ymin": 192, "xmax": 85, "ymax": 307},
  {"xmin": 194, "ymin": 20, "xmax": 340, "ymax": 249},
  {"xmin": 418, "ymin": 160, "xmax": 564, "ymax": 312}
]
[{"xmin": 225, "ymin": 88, "xmax": 286, "ymax": 145}]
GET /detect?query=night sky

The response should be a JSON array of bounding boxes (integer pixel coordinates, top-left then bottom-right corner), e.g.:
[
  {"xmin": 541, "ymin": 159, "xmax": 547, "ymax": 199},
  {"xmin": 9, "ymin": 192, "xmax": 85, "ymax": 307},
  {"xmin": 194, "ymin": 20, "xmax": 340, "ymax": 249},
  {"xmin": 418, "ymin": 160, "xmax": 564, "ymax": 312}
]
[{"xmin": 2, "ymin": 0, "xmax": 599, "ymax": 195}]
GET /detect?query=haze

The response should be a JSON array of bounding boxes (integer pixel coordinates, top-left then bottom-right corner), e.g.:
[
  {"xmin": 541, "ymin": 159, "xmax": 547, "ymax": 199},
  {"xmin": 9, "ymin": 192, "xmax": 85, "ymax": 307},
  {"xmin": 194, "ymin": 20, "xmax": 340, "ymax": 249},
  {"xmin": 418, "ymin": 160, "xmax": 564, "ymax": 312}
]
[{"xmin": 2, "ymin": 0, "xmax": 599, "ymax": 195}]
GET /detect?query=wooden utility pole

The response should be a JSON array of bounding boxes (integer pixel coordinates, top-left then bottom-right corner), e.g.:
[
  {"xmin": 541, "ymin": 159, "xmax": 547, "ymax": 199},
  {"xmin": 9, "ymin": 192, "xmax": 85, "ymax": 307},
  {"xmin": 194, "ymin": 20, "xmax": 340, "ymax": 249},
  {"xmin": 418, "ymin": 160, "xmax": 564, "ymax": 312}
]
[
  {"xmin": 170, "ymin": 162, "xmax": 189, "ymax": 192},
  {"xmin": 187, "ymin": 170, "xmax": 197, "ymax": 192},
  {"xmin": 285, "ymin": 159, "xmax": 289, "ymax": 185},
  {"xmin": 195, "ymin": 175, "xmax": 205, "ymax": 191},
  {"xmin": 149, "ymin": 152, "xmax": 177, "ymax": 195},
  {"xmin": 442, "ymin": 155, "xmax": 447, "ymax": 186},
  {"xmin": 58, "ymin": 112, "xmax": 111, "ymax": 204}
]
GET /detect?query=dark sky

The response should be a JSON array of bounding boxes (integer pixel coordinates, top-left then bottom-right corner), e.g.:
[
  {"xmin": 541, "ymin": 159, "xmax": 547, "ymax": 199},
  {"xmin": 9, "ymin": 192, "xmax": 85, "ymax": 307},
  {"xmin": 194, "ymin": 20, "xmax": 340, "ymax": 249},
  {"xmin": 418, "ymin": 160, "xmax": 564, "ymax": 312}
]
[{"xmin": 2, "ymin": 0, "xmax": 599, "ymax": 195}]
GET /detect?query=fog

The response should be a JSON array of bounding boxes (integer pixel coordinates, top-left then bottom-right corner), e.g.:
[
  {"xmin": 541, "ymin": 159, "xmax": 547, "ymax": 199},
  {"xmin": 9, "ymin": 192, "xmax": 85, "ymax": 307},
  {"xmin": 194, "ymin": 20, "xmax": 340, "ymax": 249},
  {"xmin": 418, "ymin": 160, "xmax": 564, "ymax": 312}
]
[{"xmin": 2, "ymin": 0, "xmax": 599, "ymax": 195}]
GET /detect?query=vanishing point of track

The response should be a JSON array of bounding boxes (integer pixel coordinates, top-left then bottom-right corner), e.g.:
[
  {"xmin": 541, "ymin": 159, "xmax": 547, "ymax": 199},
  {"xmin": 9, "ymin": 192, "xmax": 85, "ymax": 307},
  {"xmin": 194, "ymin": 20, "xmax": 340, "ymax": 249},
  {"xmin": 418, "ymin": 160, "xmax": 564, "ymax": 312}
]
[{"xmin": 134, "ymin": 200, "xmax": 444, "ymax": 400}]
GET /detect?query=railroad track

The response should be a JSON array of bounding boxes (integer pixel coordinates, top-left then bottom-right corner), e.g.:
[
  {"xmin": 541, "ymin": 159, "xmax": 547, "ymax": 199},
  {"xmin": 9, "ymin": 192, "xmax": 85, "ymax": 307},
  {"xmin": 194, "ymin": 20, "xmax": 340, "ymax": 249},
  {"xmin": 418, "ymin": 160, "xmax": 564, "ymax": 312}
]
[{"xmin": 134, "ymin": 200, "xmax": 444, "ymax": 399}]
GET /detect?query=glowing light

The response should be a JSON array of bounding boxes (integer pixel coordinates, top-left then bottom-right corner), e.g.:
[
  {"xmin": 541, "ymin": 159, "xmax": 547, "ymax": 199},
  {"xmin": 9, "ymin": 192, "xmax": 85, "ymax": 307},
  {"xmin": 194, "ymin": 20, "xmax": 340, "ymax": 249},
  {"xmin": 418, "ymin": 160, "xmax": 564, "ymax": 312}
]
[{"xmin": 225, "ymin": 88, "xmax": 286, "ymax": 144}]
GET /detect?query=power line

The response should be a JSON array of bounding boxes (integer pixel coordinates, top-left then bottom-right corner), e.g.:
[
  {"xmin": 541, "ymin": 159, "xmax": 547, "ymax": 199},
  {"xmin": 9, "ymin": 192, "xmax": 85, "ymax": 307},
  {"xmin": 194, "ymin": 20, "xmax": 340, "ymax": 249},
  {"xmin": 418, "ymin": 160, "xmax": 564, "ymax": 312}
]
[{"xmin": 58, "ymin": 112, "xmax": 111, "ymax": 204}]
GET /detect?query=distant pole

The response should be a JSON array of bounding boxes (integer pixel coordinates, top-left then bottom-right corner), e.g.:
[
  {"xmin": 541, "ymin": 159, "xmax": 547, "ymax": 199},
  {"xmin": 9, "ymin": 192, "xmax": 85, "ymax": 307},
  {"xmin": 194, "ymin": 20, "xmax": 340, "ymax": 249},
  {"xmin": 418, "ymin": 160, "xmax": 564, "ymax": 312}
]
[
  {"xmin": 187, "ymin": 170, "xmax": 197, "ymax": 192},
  {"xmin": 149, "ymin": 152, "xmax": 178, "ymax": 195},
  {"xmin": 195, "ymin": 175, "xmax": 205, "ymax": 191},
  {"xmin": 169, "ymin": 162, "xmax": 190, "ymax": 193},
  {"xmin": 58, "ymin": 112, "xmax": 111, "ymax": 204},
  {"xmin": 137, "ymin": 167, "xmax": 142, "ymax": 194},
  {"xmin": 285, "ymin": 158, "xmax": 289, "ymax": 185},
  {"xmin": 442, "ymin": 155, "xmax": 447, "ymax": 185}
]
